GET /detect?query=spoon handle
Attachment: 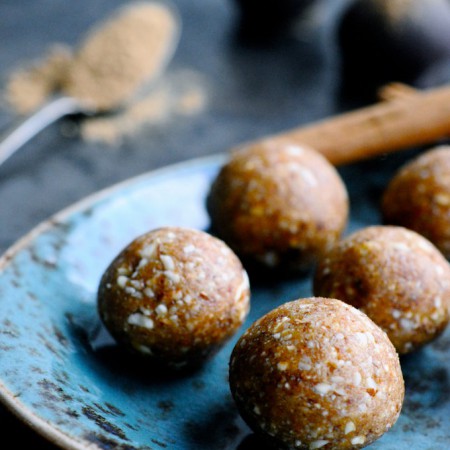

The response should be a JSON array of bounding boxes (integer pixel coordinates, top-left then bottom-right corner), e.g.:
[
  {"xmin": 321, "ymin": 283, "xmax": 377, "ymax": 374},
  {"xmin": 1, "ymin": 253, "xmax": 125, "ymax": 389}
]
[{"xmin": 0, "ymin": 97, "xmax": 83, "ymax": 167}]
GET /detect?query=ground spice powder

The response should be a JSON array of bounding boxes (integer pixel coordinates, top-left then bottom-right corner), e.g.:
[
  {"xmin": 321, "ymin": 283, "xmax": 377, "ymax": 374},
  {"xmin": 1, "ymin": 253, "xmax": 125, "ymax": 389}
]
[
  {"xmin": 80, "ymin": 70, "xmax": 207, "ymax": 145},
  {"xmin": 63, "ymin": 2, "xmax": 179, "ymax": 111},
  {"xmin": 5, "ymin": 45, "xmax": 72, "ymax": 115},
  {"xmin": 2, "ymin": 2, "xmax": 205, "ymax": 145}
]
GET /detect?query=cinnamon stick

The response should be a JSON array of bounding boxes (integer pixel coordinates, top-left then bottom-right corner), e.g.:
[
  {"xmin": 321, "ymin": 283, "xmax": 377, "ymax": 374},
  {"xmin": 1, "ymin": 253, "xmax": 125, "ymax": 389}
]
[
  {"xmin": 377, "ymin": 82, "xmax": 418, "ymax": 103},
  {"xmin": 255, "ymin": 84, "xmax": 450, "ymax": 166}
]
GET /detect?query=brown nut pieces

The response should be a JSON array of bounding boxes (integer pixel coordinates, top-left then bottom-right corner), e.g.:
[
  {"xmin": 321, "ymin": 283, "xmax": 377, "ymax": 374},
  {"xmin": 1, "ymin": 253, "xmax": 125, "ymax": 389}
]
[
  {"xmin": 97, "ymin": 226, "xmax": 250, "ymax": 367},
  {"xmin": 314, "ymin": 225, "xmax": 450, "ymax": 354},
  {"xmin": 229, "ymin": 297, "xmax": 404, "ymax": 450},
  {"xmin": 382, "ymin": 145, "xmax": 450, "ymax": 258},
  {"xmin": 207, "ymin": 141, "xmax": 349, "ymax": 272}
]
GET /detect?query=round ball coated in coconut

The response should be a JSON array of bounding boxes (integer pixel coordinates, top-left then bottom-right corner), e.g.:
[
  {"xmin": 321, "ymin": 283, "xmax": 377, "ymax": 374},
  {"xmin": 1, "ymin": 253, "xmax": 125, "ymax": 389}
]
[
  {"xmin": 207, "ymin": 141, "xmax": 349, "ymax": 272},
  {"xmin": 97, "ymin": 226, "xmax": 250, "ymax": 367},
  {"xmin": 382, "ymin": 146, "xmax": 450, "ymax": 258},
  {"xmin": 229, "ymin": 297, "xmax": 404, "ymax": 450},
  {"xmin": 314, "ymin": 225, "xmax": 450, "ymax": 354}
]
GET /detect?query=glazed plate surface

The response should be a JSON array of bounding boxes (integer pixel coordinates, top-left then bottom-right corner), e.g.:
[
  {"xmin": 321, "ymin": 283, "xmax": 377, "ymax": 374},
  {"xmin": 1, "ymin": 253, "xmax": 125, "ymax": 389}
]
[{"xmin": 0, "ymin": 155, "xmax": 449, "ymax": 450}]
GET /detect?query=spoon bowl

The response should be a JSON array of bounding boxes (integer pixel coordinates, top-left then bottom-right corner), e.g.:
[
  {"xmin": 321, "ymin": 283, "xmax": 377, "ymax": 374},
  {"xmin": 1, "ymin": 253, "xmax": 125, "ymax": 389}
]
[{"xmin": 0, "ymin": 1, "xmax": 181, "ymax": 167}]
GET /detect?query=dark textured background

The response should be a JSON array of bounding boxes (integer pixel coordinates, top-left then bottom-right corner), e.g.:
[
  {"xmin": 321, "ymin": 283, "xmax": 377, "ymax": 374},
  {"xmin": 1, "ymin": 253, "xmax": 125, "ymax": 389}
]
[{"xmin": 1, "ymin": 0, "xmax": 444, "ymax": 448}]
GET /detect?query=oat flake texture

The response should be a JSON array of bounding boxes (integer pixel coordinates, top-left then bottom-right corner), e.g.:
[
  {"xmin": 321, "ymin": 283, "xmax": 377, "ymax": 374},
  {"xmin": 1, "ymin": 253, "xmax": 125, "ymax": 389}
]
[
  {"xmin": 97, "ymin": 227, "xmax": 250, "ymax": 368},
  {"xmin": 229, "ymin": 297, "xmax": 404, "ymax": 450},
  {"xmin": 207, "ymin": 140, "xmax": 349, "ymax": 272},
  {"xmin": 314, "ymin": 225, "xmax": 450, "ymax": 354}
]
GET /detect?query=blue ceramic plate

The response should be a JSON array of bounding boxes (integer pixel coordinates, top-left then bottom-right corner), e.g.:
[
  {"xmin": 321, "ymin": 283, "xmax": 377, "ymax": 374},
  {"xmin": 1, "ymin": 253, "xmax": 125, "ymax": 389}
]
[{"xmin": 0, "ymin": 155, "xmax": 449, "ymax": 450}]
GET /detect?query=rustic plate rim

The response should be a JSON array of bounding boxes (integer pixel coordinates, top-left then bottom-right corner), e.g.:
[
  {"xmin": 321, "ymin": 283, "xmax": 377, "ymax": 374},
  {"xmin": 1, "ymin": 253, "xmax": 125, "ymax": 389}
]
[{"xmin": 0, "ymin": 153, "xmax": 226, "ymax": 450}]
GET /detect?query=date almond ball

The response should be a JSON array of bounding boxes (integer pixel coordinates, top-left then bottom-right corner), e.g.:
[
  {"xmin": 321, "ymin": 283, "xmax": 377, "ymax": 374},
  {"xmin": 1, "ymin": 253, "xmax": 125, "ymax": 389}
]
[
  {"xmin": 97, "ymin": 226, "xmax": 250, "ymax": 367},
  {"xmin": 229, "ymin": 297, "xmax": 404, "ymax": 450},
  {"xmin": 382, "ymin": 146, "xmax": 450, "ymax": 258},
  {"xmin": 207, "ymin": 140, "xmax": 349, "ymax": 272},
  {"xmin": 314, "ymin": 225, "xmax": 450, "ymax": 354}
]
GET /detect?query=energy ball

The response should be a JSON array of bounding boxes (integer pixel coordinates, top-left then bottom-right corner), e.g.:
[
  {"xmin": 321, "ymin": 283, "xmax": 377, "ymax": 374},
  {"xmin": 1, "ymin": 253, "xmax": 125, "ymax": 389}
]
[
  {"xmin": 207, "ymin": 141, "xmax": 349, "ymax": 272},
  {"xmin": 382, "ymin": 146, "xmax": 450, "ymax": 258},
  {"xmin": 314, "ymin": 226, "xmax": 450, "ymax": 354},
  {"xmin": 229, "ymin": 297, "xmax": 404, "ymax": 450},
  {"xmin": 97, "ymin": 226, "xmax": 250, "ymax": 367}
]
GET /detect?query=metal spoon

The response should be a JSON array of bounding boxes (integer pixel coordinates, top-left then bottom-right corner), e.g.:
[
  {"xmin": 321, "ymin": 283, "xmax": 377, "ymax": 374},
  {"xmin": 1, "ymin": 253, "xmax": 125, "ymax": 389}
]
[{"xmin": 0, "ymin": 1, "xmax": 180, "ymax": 167}]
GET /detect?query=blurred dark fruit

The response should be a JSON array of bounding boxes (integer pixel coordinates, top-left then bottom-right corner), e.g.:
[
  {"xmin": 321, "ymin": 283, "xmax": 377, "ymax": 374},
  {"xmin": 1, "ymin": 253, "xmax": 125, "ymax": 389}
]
[
  {"xmin": 337, "ymin": 0, "xmax": 450, "ymax": 100},
  {"xmin": 233, "ymin": 0, "xmax": 317, "ymax": 42},
  {"xmin": 415, "ymin": 58, "xmax": 450, "ymax": 89}
]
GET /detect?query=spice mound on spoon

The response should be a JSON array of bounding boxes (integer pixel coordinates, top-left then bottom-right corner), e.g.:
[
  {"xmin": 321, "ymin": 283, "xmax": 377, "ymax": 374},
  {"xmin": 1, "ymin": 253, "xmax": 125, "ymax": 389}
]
[
  {"xmin": 0, "ymin": 1, "xmax": 180, "ymax": 165},
  {"xmin": 64, "ymin": 1, "xmax": 179, "ymax": 112}
]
